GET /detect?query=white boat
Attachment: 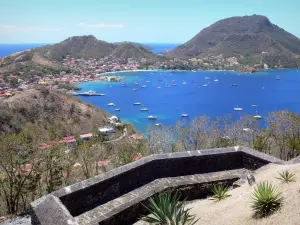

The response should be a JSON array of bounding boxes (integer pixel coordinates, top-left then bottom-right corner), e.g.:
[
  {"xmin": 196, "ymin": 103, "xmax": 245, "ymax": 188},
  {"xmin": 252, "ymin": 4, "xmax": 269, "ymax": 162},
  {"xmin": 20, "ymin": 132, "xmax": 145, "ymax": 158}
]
[
  {"xmin": 234, "ymin": 107, "xmax": 243, "ymax": 111},
  {"xmin": 109, "ymin": 85, "xmax": 113, "ymax": 88},
  {"xmin": 146, "ymin": 81, "xmax": 151, "ymax": 83},
  {"xmin": 133, "ymin": 102, "xmax": 141, "ymax": 105},
  {"xmin": 108, "ymin": 103, "xmax": 115, "ymax": 106},
  {"xmin": 166, "ymin": 85, "xmax": 171, "ymax": 88},
  {"xmin": 214, "ymin": 79, "xmax": 219, "ymax": 82},
  {"xmin": 135, "ymin": 82, "xmax": 139, "ymax": 85},
  {"xmin": 121, "ymin": 83, "xmax": 126, "ymax": 87},
  {"xmin": 99, "ymin": 93, "xmax": 105, "ymax": 96},
  {"xmin": 203, "ymin": 84, "xmax": 208, "ymax": 87},
  {"xmin": 232, "ymin": 84, "xmax": 238, "ymax": 86},
  {"xmin": 182, "ymin": 82, "xmax": 187, "ymax": 85},
  {"xmin": 181, "ymin": 114, "xmax": 189, "ymax": 117},
  {"xmin": 251, "ymin": 104, "xmax": 258, "ymax": 107},
  {"xmin": 141, "ymin": 85, "xmax": 147, "ymax": 88},
  {"xmin": 140, "ymin": 108, "xmax": 148, "ymax": 111},
  {"xmin": 148, "ymin": 115, "xmax": 157, "ymax": 120},
  {"xmin": 276, "ymin": 77, "xmax": 280, "ymax": 80},
  {"xmin": 253, "ymin": 115, "xmax": 262, "ymax": 119},
  {"xmin": 205, "ymin": 77, "xmax": 210, "ymax": 80},
  {"xmin": 115, "ymin": 108, "xmax": 120, "ymax": 111},
  {"xmin": 172, "ymin": 83, "xmax": 177, "ymax": 86},
  {"xmin": 81, "ymin": 90, "xmax": 96, "ymax": 96},
  {"xmin": 157, "ymin": 87, "xmax": 161, "ymax": 89},
  {"xmin": 154, "ymin": 123, "xmax": 162, "ymax": 126},
  {"xmin": 132, "ymin": 88, "xmax": 138, "ymax": 91}
]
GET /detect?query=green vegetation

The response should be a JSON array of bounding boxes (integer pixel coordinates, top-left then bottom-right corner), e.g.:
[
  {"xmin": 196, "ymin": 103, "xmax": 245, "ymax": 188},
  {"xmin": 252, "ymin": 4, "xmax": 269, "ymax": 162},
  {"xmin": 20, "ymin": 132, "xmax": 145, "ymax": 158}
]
[
  {"xmin": 276, "ymin": 170, "xmax": 296, "ymax": 183},
  {"xmin": 251, "ymin": 182, "xmax": 283, "ymax": 218},
  {"xmin": 141, "ymin": 191, "xmax": 198, "ymax": 225},
  {"xmin": 210, "ymin": 183, "xmax": 231, "ymax": 202},
  {"xmin": 58, "ymin": 83, "xmax": 81, "ymax": 90}
]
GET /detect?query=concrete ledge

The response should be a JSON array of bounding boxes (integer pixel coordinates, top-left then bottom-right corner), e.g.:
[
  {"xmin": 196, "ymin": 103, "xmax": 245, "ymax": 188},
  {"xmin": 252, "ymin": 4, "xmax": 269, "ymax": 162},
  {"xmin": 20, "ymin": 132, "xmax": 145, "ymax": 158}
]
[{"xmin": 30, "ymin": 146, "xmax": 296, "ymax": 225}]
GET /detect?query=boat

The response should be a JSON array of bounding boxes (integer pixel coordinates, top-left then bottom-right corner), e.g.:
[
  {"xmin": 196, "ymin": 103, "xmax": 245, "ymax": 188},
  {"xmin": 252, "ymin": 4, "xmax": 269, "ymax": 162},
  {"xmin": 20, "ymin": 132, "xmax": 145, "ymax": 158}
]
[
  {"xmin": 157, "ymin": 87, "xmax": 161, "ymax": 89},
  {"xmin": 276, "ymin": 77, "xmax": 280, "ymax": 80},
  {"xmin": 182, "ymin": 82, "xmax": 187, "ymax": 85},
  {"xmin": 141, "ymin": 85, "xmax": 147, "ymax": 88},
  {"xmin": 132, "ymin": 88, "xmax": 138, "ymax": 91},
  {"xmin": 203, "ymin": 84, "xmax": 208, "ymax": 87},
  {"xmin": 214, "ymin": 79, "xmax": 219, "ymax": 82},
  {"xmin": 146, "ymin": 81, "xmax": 151, "ymax": 83},
  {"xmin": 99, "ymin": 93, "xmax": 105, "ymax": 96},
  {"xmin": 135, "ymin": 82, "xmax": 139, "ymax": 85},
  {"xmin": 172, "ymin": 83, "xmax": 178, "ymax": 86},
  {"xmin": 115, "ymin": 108, "xmax": 120, "ymax": 111},
  {"xmin": 148, "ymin": 115, "xmax": 157, "ymax": 120},
  {"xmin": 234, "ymin": 107, "xmax": 243, "ymax": 111},
  {"xmin": 253, "ymin": 115, "xmax": 262, "ymax": 119},
  {"xmin": 181, "ymin": 114, "xmax": 189, "ymax": 117},
  {"xmin": 232, "ymin": 84, "xmax": 238, "ymax": 86},
  {"xmin": 108, "ymin": 103, "xmax": 115, "ymax": 106},
  {"xmin": 154, "ymin": 123, "xmax": 162, "ymax": 126},
  {"xmin": 166, "ymin": 85, "xmax": 171, "ymax": 88},
  {"xmin": 109, "ymin": 85, "xmax": 112, "ymax": 88},
  {"xmin": 140, "ymin": 108, "xmax": 148, "ymax": 111},
  {"xmin": 121, "ymin": 83, "xmax": 126, "ymax": 87},
  {"xmin": 205, "ymin": 77, "xmax": 210, "ymax": 80},
  {"xmin": 80, "ymin": 90, "xmax": 96, "ymax": 96},
  {"xmin": 133, "ymin": 102, "xmax": 141, "ymax": 105},
  {"xmin": 251, "ymin": 104, "xmax": 258, "ymax": 107},
  {"xmin": 190, "ymin": 80, "xmax": 195, "ymax": 83}
]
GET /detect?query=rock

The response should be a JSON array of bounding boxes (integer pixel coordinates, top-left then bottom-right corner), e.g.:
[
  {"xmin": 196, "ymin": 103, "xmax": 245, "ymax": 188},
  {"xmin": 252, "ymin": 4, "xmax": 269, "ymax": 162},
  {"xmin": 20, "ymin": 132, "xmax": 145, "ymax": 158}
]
[
  {"xmin": 233, "ymin": 178, "xmax": 247, "ymax": 188},
  {"xmin": 246, "ymin": 174, "xmax": 256, "ymax": 186}
]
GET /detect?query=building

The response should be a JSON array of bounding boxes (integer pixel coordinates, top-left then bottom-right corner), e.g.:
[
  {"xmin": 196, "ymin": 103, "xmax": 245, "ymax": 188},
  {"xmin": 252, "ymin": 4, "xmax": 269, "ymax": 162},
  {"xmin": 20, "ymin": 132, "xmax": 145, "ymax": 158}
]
[{"xmin": 99, "ymin": 127, "xmax": 115, "ymax": 134}]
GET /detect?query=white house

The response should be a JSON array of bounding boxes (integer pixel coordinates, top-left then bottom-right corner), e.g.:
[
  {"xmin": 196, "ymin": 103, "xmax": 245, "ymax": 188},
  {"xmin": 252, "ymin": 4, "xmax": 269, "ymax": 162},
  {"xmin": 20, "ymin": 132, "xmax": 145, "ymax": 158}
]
[{"xmin": 99, "ymin": 127, "xmax": 115, "ymax": 134}]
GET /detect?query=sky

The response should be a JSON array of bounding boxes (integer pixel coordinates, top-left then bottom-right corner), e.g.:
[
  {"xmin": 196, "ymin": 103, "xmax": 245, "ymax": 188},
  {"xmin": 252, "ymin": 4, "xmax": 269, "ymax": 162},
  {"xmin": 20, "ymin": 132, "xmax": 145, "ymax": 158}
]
[{"xmin": 0, "ymin": 0, "xmax": 299, "ymax": 44}]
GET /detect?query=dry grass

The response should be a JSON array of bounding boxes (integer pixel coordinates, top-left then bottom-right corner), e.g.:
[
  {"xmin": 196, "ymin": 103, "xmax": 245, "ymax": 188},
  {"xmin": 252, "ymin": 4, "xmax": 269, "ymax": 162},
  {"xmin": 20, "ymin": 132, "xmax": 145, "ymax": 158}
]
[{"xmin": 187, "ymin": 163, "xmax": 300, "ymax": 225}]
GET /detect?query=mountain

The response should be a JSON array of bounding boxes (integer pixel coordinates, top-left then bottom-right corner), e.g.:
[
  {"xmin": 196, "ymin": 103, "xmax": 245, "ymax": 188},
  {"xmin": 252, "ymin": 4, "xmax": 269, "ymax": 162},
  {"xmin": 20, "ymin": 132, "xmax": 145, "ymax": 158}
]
[
  {"xmin": 0, "ymin": 35, "xmax": 160, "ymax": 75},
  {"xmin": 0, "ymin": 88, "xmax": 110, "ymax": 135},
  {"xmin": 170, "ymin": 15, "xmax": 300, "ymax": 62},
  {"xmin": 114, "ymin": 41, "xmax": 152, "ymax": 50}
]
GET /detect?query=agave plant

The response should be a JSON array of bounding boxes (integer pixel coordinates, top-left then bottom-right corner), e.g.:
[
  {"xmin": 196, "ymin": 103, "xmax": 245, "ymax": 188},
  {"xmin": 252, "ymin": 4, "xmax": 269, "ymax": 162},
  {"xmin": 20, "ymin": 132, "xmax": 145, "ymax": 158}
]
[
  {"xmin": 141, "ymin": 191, "xmax": 198, "ymax": 225},
  {"xmin": 210, "ymin": 183, "xmax": 231, "ymax": 202},
  {"xmin": 276, "ymin": 170, "xmax": 296, "ymax": 183},
  {"xmin": 251, "ymin": 182, "xmax": 283, "ymax": 217}
]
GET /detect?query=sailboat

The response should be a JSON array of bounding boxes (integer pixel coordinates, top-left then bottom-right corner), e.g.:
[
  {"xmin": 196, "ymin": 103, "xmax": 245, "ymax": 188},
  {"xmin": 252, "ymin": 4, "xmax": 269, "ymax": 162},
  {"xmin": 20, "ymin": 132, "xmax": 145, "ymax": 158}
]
[{"xmin": 253, "ymin": 106, "xmax": 262, "ymax": 119}]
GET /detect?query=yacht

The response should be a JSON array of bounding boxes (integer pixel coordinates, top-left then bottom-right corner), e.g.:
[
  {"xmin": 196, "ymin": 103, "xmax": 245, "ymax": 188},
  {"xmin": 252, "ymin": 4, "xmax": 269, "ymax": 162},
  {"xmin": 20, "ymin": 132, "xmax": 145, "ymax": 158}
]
[
  {"xmin": 166, "ymin": 85, "xmax": 171, "ymax": 88},
  {"xmin": 154, "ymin": 123, "xmax": 162, "ymax": 126},
  {"xmin": 251, "ymin": 104, "xmax": 258, "ymax": 107},
  {"xmin": 146, "ymin": 81, "xmax": 151, "ymax": 83},
  {"xmin": 214, "ymin": 79, "xmax": 219, "ymax": 82},
  {"xmin": 141, "ymin": 85, "xmax": 147, "ymax": 88},
  {"xmin": 135, "ymin": 82, "xmax": 139, "ymax": 85},
  {"xmin": 253, "ymin": 115, "xmax": 262, "ymax": 119},
  {"xmin": 172, "ymin": 83, "xmax": 178, "ymax": 86},
  {"xmin": 108, "ymin": 103, "xmax": 115, "ymax": 106},
  {"xmin": 99, "ymin": 93, "xmax": 105, "ymax": 96},
  {"xmin": 234, "ymin": 107, "xmax": 243, "ymax": 111},
  {"xmin": 133, "ymin": 102, "xmax": 141, "ymax": 105},
  {"xmin": 232, "ymin": 84, "xmax": 238, "ymax": 86},
  {"xmin": 148, "ymin": 115, "xmax": 157, "ymax": 120},
  {"xmin": 140, "ymin": 108, "xmax": 148, "ymax": 111},
  {"xmin": 181, "ymin": 114, "xmax": 189, "ymax": 117},
  {"xmin": 115, "ymin": 108, "xmax": 120, "ymax": 111},
  {"xmin": 109, "ymin": 85, "xmax": 113, "ymax": 88},
  {"xmin": 203, "ymin": 84, "xmax": 208, "ymax": 87},
  {"xmin": 182, "ymin": 82, "xmax": 187, "ymax": 85},
  {"xmin": 132, "ymin": 88, "xmax": 138, "ymax": 91},
  {"xmin": 81, "ymin": 90, "xmax": 96, "ymax": 96},
  {"xmin": 276, "ymin": 77, "xmax": 280, "ymax": 80},
  {"xmin": 157, "ymin": 87, "xmax": 161, "ymax": 89},
  {"xmin": 205, "ymin": 77, "xmax": 210, "ymax": 80},
  {"xmin": 121, "ymin": 83, "xmax": 126, "ymax": 87}
]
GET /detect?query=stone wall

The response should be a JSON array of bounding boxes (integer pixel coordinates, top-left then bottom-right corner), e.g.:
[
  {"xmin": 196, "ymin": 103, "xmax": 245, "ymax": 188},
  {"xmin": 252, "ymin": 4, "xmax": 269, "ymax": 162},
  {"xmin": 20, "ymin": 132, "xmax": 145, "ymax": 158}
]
[{"xmin": 30, "ymin": 146, "xmax": 285, "ymax": 225}]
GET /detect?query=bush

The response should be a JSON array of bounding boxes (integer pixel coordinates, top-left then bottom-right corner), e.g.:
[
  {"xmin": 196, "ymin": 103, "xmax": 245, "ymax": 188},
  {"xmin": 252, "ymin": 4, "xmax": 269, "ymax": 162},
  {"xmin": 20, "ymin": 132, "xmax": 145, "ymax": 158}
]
[
  {"xmin": 141, "ymin": 191, "xmax": 198, "ymax": 225},
  {"xmin": 251, "ymin": 182, "xmax": 283, "ymax": 217},
  {"xmin": 210, "ymin": 183, "xmax": 231, "ymax": 202},
  {"xmin": 276, "ymin": 170, "xmax": 296, "ymax": 183}
]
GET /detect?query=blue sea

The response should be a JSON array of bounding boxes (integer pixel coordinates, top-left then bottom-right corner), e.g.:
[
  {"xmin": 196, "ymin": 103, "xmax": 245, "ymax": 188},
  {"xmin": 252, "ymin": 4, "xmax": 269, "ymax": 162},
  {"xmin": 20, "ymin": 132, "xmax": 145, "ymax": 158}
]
[{"xmin": 76, "ymin": 70, "xmax": 300, "ymax": 134}]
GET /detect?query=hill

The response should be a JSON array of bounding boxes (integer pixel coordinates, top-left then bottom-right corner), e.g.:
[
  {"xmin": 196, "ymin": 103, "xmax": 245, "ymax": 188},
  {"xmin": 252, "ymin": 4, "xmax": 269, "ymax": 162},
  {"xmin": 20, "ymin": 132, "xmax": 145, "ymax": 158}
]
[
  {"xmin": 114, "ymin": 41, "xmax": 152, "ymax": 50},
  {"xmin": 170, "ymin": 15, "xmax": 300, "ymax": 65},
  {"xmin": 0, "ymin": 35, "xmax": 161, "ymax": 76},
  {"xmin": 0, "ymin": 88, "xmax": 110, "ymax": 136}
]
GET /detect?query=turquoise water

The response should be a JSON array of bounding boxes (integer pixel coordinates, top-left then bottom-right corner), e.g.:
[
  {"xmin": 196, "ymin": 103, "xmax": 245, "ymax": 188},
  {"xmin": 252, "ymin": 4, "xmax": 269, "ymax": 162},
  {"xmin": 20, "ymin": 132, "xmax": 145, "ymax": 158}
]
[{"xmin": 77, "ymin": 70, "xmax": 300, "ymax": 134}]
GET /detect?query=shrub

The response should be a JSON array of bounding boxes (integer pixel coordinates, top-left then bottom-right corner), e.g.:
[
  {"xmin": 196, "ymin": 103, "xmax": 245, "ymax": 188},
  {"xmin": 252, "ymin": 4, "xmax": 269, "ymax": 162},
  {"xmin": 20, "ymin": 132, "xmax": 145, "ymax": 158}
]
[
  {"xmin": 251, "ymin": 182, "xmax": 283, "ymax": 217},
  {"xmin": 210, "ymin": 183, "xmax": 231, "ymax": 202},
  {"xmin": 141, "ymin": 191, "xmax": 198, "ymax": 225},
  {"xmin": 276, "ymin": 170, "xmax": 296, "ymax": 183}
]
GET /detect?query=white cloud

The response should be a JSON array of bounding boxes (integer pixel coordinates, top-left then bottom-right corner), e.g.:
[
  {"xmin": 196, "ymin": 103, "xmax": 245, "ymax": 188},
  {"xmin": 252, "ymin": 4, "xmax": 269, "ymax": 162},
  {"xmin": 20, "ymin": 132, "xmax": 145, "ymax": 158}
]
[
  {"xmin": 0, "ymin": 24, "xmax": 60, "ymax": 32},
  {"xmin": 78, "ymin": 22, "xmax": 124, "ymax": 28}
]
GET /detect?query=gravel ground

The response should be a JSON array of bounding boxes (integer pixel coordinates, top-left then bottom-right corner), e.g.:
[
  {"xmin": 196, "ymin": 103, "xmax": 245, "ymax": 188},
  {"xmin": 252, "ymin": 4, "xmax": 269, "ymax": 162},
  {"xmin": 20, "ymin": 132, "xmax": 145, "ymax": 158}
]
[{"xmin": 0, "ymin": 215, "xmax": 31, "ymax": 225}]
